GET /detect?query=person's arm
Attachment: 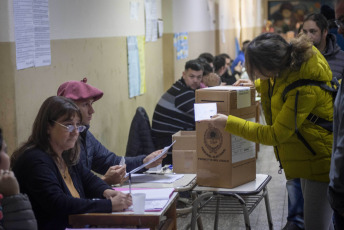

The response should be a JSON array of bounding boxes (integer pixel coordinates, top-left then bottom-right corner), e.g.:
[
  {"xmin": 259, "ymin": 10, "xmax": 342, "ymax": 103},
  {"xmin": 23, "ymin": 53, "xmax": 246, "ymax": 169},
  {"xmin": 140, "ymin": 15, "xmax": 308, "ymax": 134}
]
[
  {"xmin": 0, "ymin": 171, "xmax": 37, "ymax": 230},
  {"xmin": 17, "ymin": 152, "xmax": 112, "ymax": 216},
  {"xmin": 88, "ymin": 131, "xmax": 145, "ymax": 173},
  {"xmin": 2, "ymin": 193, "xmax": 37, "ymax": 230},
  {"xmin": 225, "ymin": 86, "xmax": 318, "ymax": 146}
]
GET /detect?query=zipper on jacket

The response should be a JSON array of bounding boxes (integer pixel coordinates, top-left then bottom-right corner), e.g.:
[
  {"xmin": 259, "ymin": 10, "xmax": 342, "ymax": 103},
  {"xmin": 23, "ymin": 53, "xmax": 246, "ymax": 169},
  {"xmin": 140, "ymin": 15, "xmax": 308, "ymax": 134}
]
[{"xmin": 269, "ymin": 77, "xmax": 283, "ymax": 174}]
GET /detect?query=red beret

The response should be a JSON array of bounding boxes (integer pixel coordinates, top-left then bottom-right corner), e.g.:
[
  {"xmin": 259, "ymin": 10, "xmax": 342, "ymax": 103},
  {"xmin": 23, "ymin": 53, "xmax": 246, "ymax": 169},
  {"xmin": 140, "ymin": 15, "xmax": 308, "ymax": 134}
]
[{"xmin": 57, "ymin": 78, "xmax": 103, "ymax": 102}]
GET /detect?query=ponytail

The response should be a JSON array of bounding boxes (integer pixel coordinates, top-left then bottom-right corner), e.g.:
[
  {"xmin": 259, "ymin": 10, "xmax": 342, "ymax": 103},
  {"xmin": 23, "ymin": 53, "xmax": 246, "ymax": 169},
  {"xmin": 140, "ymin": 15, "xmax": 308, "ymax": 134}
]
[{"xmin": 288, "ymin": 34, "xmax": 315, "ymax": 71}]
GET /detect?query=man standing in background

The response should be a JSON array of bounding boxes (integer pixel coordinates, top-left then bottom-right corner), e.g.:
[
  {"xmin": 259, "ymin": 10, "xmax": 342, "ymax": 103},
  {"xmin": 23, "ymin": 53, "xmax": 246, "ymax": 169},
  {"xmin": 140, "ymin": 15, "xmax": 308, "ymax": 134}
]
[{"xmin": 302, "ymin": 13, "xmax": 344, "ymax": 79}]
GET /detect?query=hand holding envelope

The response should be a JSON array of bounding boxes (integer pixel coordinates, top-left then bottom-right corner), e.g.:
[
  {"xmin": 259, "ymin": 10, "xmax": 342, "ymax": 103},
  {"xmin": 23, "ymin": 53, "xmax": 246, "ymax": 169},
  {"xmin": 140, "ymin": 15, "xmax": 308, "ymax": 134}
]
[{"xmin": 194, "ymin": 103, "xmax": 227, "ymax": 128}]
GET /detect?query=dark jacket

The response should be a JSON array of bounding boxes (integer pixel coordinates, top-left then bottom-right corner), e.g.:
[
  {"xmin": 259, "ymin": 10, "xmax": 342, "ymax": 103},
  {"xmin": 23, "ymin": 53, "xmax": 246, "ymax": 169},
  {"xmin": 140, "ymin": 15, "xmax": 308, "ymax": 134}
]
[
  {"xmin": 1, "ymin": 193, "xmax": 37, "ymax": 230},
  {"xmin": 323, "ymin": 33, "xmax": 344, "ymax": 80},
  {"xmin": 329, "ymin": 75, "xmax": 344, "ymax": 214},
  {"xmin": 126, "ymin": 107, "xmax": 156, "ymax": 157},
  {"xmin": 79, "ymin": 127, "xmax": 146, "ymax": 174},
  {"xmin": 12, "ymin": 148, "xmax": 112, "ymax": 230}
]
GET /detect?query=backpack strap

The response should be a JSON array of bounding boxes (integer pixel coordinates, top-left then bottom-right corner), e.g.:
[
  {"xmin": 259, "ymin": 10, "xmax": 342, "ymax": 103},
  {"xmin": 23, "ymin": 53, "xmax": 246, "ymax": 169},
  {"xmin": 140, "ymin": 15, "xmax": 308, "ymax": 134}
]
[
  {"xmin": 294, "ymin": 91, "xmax": 317, "ymax": 155},
  {"xmin": 282, "ymin": 79, "xmax": 335, "ymax": 132},
  {"xmin": 282, "ymin": 79, "xmax": 336, "ymax": 102}
]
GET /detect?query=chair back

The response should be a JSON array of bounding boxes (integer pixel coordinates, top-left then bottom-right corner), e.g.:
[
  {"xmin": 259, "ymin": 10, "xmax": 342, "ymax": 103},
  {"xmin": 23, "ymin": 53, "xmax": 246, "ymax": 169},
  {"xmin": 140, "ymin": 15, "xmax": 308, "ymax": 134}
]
[{"xmin": 125, "ymin": 107, "xmax": 156, "ymax": 157}]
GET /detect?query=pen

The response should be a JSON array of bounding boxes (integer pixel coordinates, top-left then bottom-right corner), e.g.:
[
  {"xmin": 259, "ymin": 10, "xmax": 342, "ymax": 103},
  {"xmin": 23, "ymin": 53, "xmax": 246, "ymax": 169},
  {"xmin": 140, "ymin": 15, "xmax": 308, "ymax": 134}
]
[{"xmin": 129, "ymin": 173, "xmax": 132, "ymax": 194}]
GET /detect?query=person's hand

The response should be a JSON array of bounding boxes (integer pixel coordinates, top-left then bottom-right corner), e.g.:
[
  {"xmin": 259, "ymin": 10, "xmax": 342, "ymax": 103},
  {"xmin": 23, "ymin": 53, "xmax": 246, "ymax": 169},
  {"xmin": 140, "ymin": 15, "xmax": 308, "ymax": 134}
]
[
  {"xmin": 0, "ymin": 170, "xmax": 20, "ymax": 196},
  {"xmin": 197, "ymin": 114, "xmax": 228, "ymax": 129},
  {"xmin": 109, "ymin": 191, "xmax": 132, "ymax": 212},
  {"xmin": 103, "ymin": 188, "xmax": 120, "ymax": 199},
  {"xmin": 102, "ymin": 165, "xmax": 126, "ymax": 185},
  {"xmin": 232, "ymin": 79, "xmax": 254, "ymax": 87},
  {"xmin": 143, "ymin": 149, "xmax": 166, "ymax": 169},
  {"xmin": 234, "ymin": 61, "xmax": 243, "ymax": 73}
]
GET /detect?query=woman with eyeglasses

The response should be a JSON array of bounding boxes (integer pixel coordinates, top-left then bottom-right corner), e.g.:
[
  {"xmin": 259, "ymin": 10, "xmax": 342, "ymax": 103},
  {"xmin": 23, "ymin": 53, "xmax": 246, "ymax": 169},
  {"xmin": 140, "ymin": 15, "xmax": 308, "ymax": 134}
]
[{"xmin": 11, "ymin": 96, "xmax": 132, "ymax": 230}]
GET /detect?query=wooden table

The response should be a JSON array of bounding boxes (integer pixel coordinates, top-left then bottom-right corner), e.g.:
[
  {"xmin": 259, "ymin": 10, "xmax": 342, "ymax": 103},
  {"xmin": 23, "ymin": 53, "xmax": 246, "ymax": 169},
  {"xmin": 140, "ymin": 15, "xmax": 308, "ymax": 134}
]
[{"xmin": 69, "ymin": 192, "xmax": 178, "ymax": 230}]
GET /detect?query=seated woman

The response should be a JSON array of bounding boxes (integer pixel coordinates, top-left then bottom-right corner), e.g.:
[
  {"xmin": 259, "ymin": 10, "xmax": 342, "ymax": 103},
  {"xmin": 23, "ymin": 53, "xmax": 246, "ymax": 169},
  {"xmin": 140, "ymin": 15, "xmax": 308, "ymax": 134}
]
[
  {"xmin": 0, "ymin": 128, "xmax": 37, "ymax": 230},
  {"xmin": 11, "ymin": 96, "xmax": 132, "ymax": 230}
]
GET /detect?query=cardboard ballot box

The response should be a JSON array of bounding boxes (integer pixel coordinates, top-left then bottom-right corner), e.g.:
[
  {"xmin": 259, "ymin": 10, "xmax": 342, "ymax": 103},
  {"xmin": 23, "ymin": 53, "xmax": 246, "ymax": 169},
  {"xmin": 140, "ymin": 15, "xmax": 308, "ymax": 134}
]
[
  {"xmin": 172, "ymin": 131, "xmax": 197, "ymax": 174},
  {"xmin": 195, "ymin": 86, "xmax": 256, "ymax": 188}
]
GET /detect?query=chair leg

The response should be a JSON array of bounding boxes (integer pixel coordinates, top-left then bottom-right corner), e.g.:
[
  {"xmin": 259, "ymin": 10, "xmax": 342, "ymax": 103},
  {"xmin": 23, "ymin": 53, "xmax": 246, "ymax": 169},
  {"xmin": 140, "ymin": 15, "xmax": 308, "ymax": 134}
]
[
  {"xmin": 214, "ymin": 197, "xmax": 220, "ymax": 230},
  {"xmin": 263, "ymin": 187, "xmax": 274, "ymax": 230}
]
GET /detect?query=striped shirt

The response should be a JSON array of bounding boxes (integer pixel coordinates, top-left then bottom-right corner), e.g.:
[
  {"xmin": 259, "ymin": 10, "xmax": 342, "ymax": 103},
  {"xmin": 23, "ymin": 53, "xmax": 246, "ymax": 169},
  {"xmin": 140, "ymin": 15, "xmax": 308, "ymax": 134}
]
[{"xmin": 152, "ymin": 78, "xmax": 196, "ymax": 149}]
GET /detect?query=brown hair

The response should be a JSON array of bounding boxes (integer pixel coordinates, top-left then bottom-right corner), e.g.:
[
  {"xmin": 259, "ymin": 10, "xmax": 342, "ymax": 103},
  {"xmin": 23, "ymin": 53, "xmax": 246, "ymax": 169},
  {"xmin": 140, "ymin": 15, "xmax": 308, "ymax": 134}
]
[
  {"xmin": 11, "ymin": 96, "xmax": 82, "ymax": 167},
  {"xmin": 245, "ymin": 33, "xmax": 314, "ymax": 81}
]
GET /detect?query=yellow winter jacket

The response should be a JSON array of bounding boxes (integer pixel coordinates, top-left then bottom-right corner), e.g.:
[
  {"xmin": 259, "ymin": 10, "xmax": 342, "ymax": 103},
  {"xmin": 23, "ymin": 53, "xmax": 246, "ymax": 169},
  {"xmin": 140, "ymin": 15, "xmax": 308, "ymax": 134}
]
[{"xmin": 225, "ymin": 47, "xmax": 333, "ymax": 182}]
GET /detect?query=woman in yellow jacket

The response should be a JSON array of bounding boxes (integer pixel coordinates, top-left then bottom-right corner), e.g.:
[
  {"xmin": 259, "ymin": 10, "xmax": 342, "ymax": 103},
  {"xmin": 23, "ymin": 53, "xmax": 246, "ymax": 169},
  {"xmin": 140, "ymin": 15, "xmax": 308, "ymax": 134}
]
[{"xmin": 201, "ymin": 33, "xmax": 334, "ymax": 229}]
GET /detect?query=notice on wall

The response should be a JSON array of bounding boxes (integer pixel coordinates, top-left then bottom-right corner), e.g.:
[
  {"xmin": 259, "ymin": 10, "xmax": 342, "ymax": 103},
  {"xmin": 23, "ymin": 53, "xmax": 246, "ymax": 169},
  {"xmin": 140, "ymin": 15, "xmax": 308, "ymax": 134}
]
[
  {"xmin": 127, "ymin": 36, "xmax": 141, "ymax": 98},
  {"xmin": 144, "ymin": 0, "xmax": 158, "ymax": 42},
  {"xmin": 127, "ymin": 36, "xmax": 146, "ymax": 98},
  {"xmin": 33, "ymin": 0, "xmax": 51, "ymax": 67},
  {"xmin": 137, "ymin": 35, "xmax": 146, "ymax": 94},
  {"xmin": 173, "ymin": 32, "xmax": 188, "ymax": 60},
  {"xmin": 13, "ymin": 0, "xmax": 51, "ymax": 70},
  {"xmin": 231, "ymin": 117, "xmax": 256, "ymax": 163},
  {"xmin": 13, "ymin": 0, "xmax": 35, "ymax": 70}
]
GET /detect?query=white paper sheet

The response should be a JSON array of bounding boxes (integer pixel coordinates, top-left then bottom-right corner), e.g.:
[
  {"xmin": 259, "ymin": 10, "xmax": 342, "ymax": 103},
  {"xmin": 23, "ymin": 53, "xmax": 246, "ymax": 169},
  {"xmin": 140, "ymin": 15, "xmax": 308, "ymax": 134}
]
[
  {"xmin": 13, "ymin": 0, "xmax": 35, "ymax": 70},
  {"xmin": 237, "ymin": 89, "xmax": 251, "ymax": 109},
  {"xmin": 130, "ymin": 173, "xmax": 184, "ymax": 183},
  {"xmin": 231, "ymin": 117, "xmax": 256, "ymax": 163},
  {"xmin": 144, "ymin": 0, "xmax": 158, "ymax": 42},
  {"xmin": 33, "ymin": 0, "xmax": 51, "ymax": 67},
  {"xmin": 125, "ymin": 141, "xmax": 176, "ymax": 177},
  {"xmin": 13, "ymin": 0, "xmax": 51, "ymax": 70},
  {"xmin": 194, "ymin": 103, "xmax": 217, "ymax": 121},
  {"xmin": 122, "ymin": 188, "xmax": 175, "ymax": 211},
  {"xmin": 127, "ymin": 36, "xmax": 141, "ymax": 98},
  {"xmin": 158, "ymin": 19, "xmax": 163, "ymax": 38}
]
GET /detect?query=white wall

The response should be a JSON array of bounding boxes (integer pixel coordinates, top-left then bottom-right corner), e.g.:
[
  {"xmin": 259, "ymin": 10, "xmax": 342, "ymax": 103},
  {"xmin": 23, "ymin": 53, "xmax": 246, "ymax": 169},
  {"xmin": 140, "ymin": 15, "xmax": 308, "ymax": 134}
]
[
  {"xmin": 172, "ymin": 0, "xmax": 215, "ymax": 33},
  {"xmin": 0, "ymin": 0, "xmax": 14, "ymax": 42},
  {"xmin": 1, "ymin": 0, "xmax": 163, "ymax": 41}
]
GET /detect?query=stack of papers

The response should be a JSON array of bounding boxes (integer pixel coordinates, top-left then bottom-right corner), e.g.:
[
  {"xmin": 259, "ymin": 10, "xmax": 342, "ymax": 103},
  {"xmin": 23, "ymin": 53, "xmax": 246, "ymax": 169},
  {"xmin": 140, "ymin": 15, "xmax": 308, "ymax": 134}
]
[
  {"xmin": 118, "ymin": 188, "xmax": 175, "ymax": 212},
  {"xmin": 131, "ymin": 173, "xmax": 184, "ymax": 183}
]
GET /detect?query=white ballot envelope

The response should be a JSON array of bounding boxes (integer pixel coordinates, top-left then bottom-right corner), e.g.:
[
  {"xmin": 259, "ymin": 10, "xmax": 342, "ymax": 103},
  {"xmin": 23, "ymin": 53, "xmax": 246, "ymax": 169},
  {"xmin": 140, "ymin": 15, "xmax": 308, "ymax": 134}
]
[{"xmin": 194, "ymin": 103, "xmax": 217, "ymax": 121}]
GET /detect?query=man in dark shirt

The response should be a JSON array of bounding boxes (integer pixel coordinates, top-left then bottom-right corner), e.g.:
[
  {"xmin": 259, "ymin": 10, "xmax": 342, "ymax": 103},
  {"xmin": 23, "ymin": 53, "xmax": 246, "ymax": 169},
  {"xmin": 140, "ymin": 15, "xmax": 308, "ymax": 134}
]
[{"xmin": 151, "ymin": 59, "xmax": 203, "ymax": 164}]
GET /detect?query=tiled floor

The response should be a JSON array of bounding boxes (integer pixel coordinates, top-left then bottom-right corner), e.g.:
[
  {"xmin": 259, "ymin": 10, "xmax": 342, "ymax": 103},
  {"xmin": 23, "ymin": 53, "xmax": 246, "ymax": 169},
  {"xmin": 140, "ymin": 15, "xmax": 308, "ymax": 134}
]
[{"xmin": 177, "ymin": 144, "xmax": 289, "ymax": 230}]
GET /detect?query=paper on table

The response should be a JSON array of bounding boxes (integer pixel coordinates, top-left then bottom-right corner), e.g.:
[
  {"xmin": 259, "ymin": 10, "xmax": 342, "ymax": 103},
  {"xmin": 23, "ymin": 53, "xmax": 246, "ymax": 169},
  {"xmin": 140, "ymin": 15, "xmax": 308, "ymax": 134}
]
[
  {"xmin": 194, "ymin": 103, "xmax": 217, "ymax": 121},
  {"xmin": 124, "ymin": 141, "xmax": 176, "ymax": 178},
  {"xmin": 130, "ymin": 173, "xmax": 184, "ymax": 183},
  {"xmin": 121, "ymin": 188, "xmax": 174, "ymax": 211},
  {"xmin": 66, "ymin": 229, "xmax": 149, "ymax": 230}
]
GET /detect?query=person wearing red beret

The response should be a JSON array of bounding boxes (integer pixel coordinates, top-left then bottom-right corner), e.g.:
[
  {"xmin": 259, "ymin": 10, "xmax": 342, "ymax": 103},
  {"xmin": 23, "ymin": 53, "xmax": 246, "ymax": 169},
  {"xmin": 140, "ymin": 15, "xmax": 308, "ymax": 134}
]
[{"xmin": 57, "ymin": 78, "xmax": 165, "ymax": 185}]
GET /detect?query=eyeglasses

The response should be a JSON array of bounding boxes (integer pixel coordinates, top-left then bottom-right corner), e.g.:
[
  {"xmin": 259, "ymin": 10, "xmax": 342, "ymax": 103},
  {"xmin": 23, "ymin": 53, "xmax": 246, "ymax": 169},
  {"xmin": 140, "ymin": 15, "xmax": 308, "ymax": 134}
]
[
  {"xmin": 53, "ymin": 121, "xmax": 86, "ymax": 133},
  {"xmin": 335, "ymin": 19, "xmax": 344, "ymax": 29}
]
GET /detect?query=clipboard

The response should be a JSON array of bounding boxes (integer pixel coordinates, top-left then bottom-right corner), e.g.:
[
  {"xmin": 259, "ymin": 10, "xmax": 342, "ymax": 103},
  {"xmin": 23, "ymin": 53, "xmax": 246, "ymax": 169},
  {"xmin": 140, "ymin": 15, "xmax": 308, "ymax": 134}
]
[{"xmin": 124, "ymin": 140, "xmax": 176, "ymax": 178}]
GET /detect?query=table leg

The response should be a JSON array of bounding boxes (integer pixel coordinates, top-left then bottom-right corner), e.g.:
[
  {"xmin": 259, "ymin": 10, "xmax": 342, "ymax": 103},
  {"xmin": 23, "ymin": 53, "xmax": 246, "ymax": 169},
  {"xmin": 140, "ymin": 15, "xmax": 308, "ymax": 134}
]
[{"xmin": 162, "ymin": 197, "xmax": 177, "ymax": 230}]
